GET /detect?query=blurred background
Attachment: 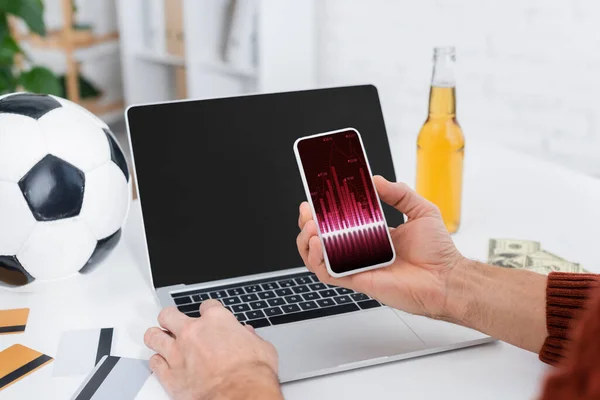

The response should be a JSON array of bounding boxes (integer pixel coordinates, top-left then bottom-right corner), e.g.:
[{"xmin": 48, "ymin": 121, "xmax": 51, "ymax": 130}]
[{"xmin": 6, "ymin": 0, "xmax": 600, "ymax": 177}]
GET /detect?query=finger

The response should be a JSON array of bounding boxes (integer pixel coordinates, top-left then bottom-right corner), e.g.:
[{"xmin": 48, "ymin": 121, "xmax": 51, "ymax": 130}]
[
  {"xmin": 149, "ymin": 353, "xmax": 169, "ymax": 377},
  {"xmin": 307, "ymin": 235, "xmax": 324, "ymax": 270},
  {"xmin": 199, "ymin": 299, "xmax": 224, "ymax": 316},
  {"xmin": 373, "ymin": 176, "xmax": 439, "ymax": 220},
  {"xmin": 245, "ymin": 325, "xmax": 256, "ymax": 334},
  {"xmin": 297, "ymin": 220, "xmax": 318, "ymax": 269},
  {"xmin": 298, "ymin": 202, "xmax": 313, "ymax": 230},
  {"xmin": 144, "ymin": 327, "xmax": 175, "ymax": 359},
  {"xmin": 157, "ymin": 306, "xmax": 190, "ymax": 337}
]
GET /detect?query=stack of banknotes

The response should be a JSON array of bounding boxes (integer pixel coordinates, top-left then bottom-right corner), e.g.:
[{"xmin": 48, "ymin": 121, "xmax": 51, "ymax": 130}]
[{"xmin": 488, "ymin": 239, "xmax": 587, "ymax": 275}]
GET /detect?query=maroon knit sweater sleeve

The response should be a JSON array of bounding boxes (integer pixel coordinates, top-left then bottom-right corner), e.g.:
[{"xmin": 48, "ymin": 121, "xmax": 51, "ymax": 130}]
[
  {"xmin": 540, "ymin": 274, "xmax": 600, "ymax": 399},
  {"xmin": 539, "ymin": 272, "xmax": 600, "ymax": 365}
]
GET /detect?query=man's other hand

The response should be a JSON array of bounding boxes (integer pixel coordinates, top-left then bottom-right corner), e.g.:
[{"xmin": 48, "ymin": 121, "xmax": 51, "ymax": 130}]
[{"xmin": 144, "ymin": 300, "xmax": 282, "ymax": 400}]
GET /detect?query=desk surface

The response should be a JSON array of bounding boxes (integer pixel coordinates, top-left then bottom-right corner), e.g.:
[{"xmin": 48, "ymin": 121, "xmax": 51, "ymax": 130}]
[{"xmin": 2, "ymin": 136, "xmax": 600, "ymax": 399}]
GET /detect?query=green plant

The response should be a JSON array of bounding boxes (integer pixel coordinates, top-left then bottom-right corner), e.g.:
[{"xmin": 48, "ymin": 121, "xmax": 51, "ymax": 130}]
[{"xmin": 0, "ymin": 0, "xmax": 63, "ymax": 96}]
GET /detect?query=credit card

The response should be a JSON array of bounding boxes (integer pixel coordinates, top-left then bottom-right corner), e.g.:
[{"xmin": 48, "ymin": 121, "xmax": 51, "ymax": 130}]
[
  {"xmin": 53, "ymin": 328, "xmax": 114, "ymax": 377},
  {"xmin": 0, "ymin": 344, "xmax": 53, "ymax": 391},
  {"xmin": 0, "ymin": 308, "xmax": 29, "ymax": 335},
  {"xmin": 71, "ymin": 356, "xmax": 151, "ymax": 400}
]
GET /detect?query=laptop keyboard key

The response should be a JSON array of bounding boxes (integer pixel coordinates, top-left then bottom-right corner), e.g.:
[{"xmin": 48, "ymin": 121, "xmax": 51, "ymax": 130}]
[
  {"xmin": 185, "ymin": 311, "xmax": 200, "ymax": 318},
  {"xmin": 357, "ymin": 300, "xmax": 381, "ymax": 310},
  {"xmin": 210, "ymin": 290, "xmax": 228, "ymax": 299},
  {"xmin": 245, "ymin": 318, "xmax": 271, "ymax": 329},
  {"xmin": 267, "ymin": 298, "xmax": 285, "ymax": 306},
  {"xmin": 299, "ymin": 301, "xmax": 318, "ymax": 310},
  {"xmin": 250, "ymin": 301, "xmax": 268, "ymax": 310},
  {"xmin": 292, "ymin": 285, "xmax": 309, "ymax": 294},
  {"xmin": 174, "ymin": 296, "xmax": 192, "ymax": 305},
  {"xmin": 295, "ymin": 277, "xmax": 312, "ymax": 285},
  {"xmin": 232, "ymin": 304, "xmax": 251, "ymax": 313},
  {"xmin": 227, "ymin": 288, "xmax": 245, "ymax": 296},
  {"xmin": 244, "ymin": 285, "xmax": 262, "ymax": 293},
  {"xmin": 334, "ymin": 295, "xmax": 352, "ymax": 305},
  {"xmin": 262, "ymin": 282, "xmax": 279, "ymax": 291},
  {"xmin": 234, "ymin": 313, "xmax": 247, "ymax": 322},
  {"xmin": 246, "ymin": 310, "xmax": 265, "ymax": 320},
  {"xmin": 278, "ymin": 279, "xmax": 296, "ymax": 287},
  {"xmin": 258, "ymin": 291, "xmax": 276, "ymax": 299},
  {"xmin": 302, "ymin": 292, "xmax": 320, "ymax": 301},
  {"xmin": 270, "ymin": 303, "xmax": 360, "ymax": 325},
  {"xmin": 223, "ymin": 296, "xmax": 241, "ymax": 305},
  {"xmin": 281, "ymin": 304, "xmax": 301, "ymax": 313},
  {"xmin": 264, "ymin": 307, "xmax": 283, "ymax": 317},
  {"xmin": 319, "ymin": 289, "xmax": 336, "ymax": 298},
  {"xmin": 240, "ymin": 294, "xmax": 259, "ymax": 302},
  {"xmin": 336, "ymin": 287, "xmax": 354, "ymax": 295},
  {"xmin": 351, "ymin": 293, "xmax": 369, "ymax": 302},
  {"xmin": 308, "ymin": 283, "xmax": 327, "ymax": 291},
  {"xmin": 178, "ymin": 304, "xmax": 199, "ymax": 313},
  {"xmin": 285, "ymin": 295, "xmax": 303, "ymax": 304},
  {"xmin": 275, "ymin": 288, "xmax": 293, "ymax": 296},
  {"xmin": 317, "ymin": 298, "xmax": 335, "ymax": 308},
  {"xmin": 192, "ymin": 293, "xmax": 209, "ymax": 302}
]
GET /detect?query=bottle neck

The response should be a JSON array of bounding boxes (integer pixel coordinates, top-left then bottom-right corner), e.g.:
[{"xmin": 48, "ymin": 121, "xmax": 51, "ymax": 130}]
[{"xmin": 428, "ymin": 52, "xmax": 456, "ymax": 118}]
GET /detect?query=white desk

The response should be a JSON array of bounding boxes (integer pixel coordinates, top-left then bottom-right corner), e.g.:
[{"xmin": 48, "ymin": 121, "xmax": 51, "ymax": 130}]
[{"xmin": 2, "ymin": 136, "xmax": 600, "ymax": 400}]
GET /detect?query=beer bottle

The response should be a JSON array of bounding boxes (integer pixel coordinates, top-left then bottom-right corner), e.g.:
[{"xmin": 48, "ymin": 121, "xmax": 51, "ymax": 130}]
[{"xmin": 416, "ymin": 46, "xmax": 464, "ymax": 233}]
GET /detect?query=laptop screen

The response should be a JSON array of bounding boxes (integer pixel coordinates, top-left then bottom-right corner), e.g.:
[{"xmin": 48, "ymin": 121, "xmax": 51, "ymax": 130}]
[{"xmin": 127, "ymin": 85, "xmax": 403, "ymax": 289}]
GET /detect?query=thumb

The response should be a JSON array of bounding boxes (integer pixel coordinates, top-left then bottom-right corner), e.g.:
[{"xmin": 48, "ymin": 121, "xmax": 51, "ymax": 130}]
[{"xmin": 373, "ymin": 176, "xmax": 439, "ymax": 220}]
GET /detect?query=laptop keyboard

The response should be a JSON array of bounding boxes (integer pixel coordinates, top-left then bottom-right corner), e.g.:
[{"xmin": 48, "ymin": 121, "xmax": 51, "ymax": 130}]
[{"xmin": 171, "ymin": 271, "xmax": 381, "ymax": 329}]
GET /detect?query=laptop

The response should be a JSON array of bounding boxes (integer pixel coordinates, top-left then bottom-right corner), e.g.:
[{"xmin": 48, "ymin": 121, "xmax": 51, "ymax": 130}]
[{"xmin": 125, "ymin": 85, "xmax": 493, "ymax": 382}]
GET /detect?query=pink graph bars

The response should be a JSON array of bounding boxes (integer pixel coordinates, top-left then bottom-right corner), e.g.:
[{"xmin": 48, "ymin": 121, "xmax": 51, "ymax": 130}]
[
  {"xmin": 316, "ymin": 166, "xmax": 384, "ymax": 235},
  {"xmin": 313, "ymin": 166, "xmax": 391, "ymax": 270}
]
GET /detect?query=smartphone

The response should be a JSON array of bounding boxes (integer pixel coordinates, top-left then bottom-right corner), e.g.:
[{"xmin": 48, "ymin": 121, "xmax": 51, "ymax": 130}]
[{"xmin": 294, "ymin": 128, "xmax": 396, "ymax": 277}]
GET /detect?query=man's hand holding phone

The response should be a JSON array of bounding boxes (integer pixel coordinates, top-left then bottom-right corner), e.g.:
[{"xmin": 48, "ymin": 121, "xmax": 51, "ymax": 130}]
[{"xmin": 297, "ymin": 175, "xmax": 464, "ymax": 320}]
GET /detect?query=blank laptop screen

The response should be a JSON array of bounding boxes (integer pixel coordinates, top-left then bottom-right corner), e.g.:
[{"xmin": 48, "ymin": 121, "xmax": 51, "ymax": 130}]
[{"xmin": 127, "ymin": 85, "xmax": 403, "ymax": 289}]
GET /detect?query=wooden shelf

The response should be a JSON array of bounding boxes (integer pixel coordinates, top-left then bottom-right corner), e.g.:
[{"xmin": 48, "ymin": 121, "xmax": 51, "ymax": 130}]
[
  {"xmin": 17, "ymin": 29, "xmax": 119, "ymax": 50},
  {"xmin": 80, "ymin": 98, "xmax": 125, "ymax": 116},
  {"xmin": 196, "ymin": 60, "xmax": 257, "ymax": 79},
  {"xmin": 136, "ymin": 50, "xmax": 185, "ymax": 66}
]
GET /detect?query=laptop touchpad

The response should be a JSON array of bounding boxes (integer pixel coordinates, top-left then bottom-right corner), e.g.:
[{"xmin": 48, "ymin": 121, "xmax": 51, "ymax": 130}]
[{"xmin": 258, "ymin": 307, "xmax": 426, "ymax": 381}]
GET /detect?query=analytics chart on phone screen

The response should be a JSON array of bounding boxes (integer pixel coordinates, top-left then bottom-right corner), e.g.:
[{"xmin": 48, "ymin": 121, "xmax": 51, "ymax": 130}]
[{"xmin": 296, "ymin": 129, "xmax": 394, "ymax": 274}]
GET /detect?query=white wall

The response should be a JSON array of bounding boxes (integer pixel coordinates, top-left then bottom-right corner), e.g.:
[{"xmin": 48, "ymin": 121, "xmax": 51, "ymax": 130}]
[{"xmin": 317, "ymin": 0, "xmax": 600, "ymax": 176}]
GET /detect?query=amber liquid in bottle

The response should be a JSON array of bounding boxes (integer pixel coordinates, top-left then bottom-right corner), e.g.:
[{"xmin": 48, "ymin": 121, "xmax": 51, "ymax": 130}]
[{"xmin": 416, "ymin": 47, "xmax": 464, "ymax": 233}]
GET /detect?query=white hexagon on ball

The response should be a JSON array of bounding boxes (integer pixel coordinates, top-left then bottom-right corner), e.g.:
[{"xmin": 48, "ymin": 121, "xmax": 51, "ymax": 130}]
[
  {"xmin": 80, "ymin": 162, "xmax": 130, "ymax": 240},
  {"xmin": 17, "ymin": 218, "xmax": 97, "ymax": 280},
  {"xmin": 49, "ymin": 95, "xmax": 109, "ymax": 130},
  {"xmin": 0, "ymin": 181, "xmax": 37, "ymax": 255},
  {"xmin": 0, "ymin": 113, "xmax": 47, "ymax": 182},
  {"xmin": 38, "ymin": 107, "xmax": 111, "ymax": 173}
]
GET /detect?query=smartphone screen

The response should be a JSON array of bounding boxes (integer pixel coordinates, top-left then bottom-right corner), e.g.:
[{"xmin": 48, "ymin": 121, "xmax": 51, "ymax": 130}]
[{"xmin": 294, "ymin": 128, "xmax": 395, "ymax": 276}]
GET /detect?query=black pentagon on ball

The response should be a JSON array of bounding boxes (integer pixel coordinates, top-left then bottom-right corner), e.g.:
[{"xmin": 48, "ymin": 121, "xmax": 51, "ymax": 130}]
[
  {"xmin": 0, "ymin": 93, "xmax": 61, "ymax": 119},
  {"xmin": 18, "ymin": 155, "xmax": 85, "ymax": 222},
  {"xmin": 0, "ymin": 255, "xmax": 34, "ymax": 286},
  {"xmin": 80, "ymin": 229, "xmax": 122, "ymax": 273},
  {"xmin": 103, "ymin": 128, "xmax": 129, "ymax": 181}
]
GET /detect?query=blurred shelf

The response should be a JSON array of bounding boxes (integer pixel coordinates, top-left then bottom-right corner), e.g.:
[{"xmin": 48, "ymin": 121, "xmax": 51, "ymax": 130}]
[
  {"xmin": 16, "ymin": 29, "xmax": 119, "ymax": 50},
  {"xmin": 135, "ymin": 50, "xmax": 185, "ymax": 66},
  {"xmin": 80, "ymin": 98, "xmax": 125, "ymax": 116},
  {"xmin": 196, "ymin": 60, "xmax": 257, "ymax": 79},
  {"xmin": 75, "ymin": 41, "xmax": 120, "ymax": 61}
]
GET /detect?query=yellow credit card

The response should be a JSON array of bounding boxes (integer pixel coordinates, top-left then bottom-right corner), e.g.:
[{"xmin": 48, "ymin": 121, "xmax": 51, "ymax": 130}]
[
  {"xmin": 0, "ymin": 308, "xmax": 30, "ymax": 335},
  {"xmin": 0, "ymin": 344, "xmax": 53, "ymax": 391}
]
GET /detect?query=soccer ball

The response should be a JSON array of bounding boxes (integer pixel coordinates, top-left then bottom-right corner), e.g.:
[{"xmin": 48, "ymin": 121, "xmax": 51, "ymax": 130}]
[{"xmin": 0, "ymin": 93, "xmax": 131, "ymax": 286}]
